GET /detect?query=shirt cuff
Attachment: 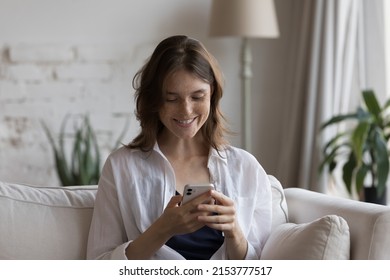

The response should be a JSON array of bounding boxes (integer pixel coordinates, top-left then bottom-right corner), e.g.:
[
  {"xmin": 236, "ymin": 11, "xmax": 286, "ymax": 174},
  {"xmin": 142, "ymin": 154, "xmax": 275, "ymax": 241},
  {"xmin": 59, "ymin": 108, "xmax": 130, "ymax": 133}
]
[
  {"xmin": 244, "ymin": 243, "xmax": 259, "ymax": 260},
  {"xmin": 109, "ymin": 241, "xmax": 131, "ymax": 260}
]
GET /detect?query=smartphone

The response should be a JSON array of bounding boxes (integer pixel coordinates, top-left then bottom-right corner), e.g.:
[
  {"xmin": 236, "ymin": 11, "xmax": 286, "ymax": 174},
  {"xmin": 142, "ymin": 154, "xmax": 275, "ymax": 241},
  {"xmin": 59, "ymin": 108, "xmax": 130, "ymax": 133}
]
[{"xmin": 181, "ymin": 183, "xmax": 215, "ymax": 205}]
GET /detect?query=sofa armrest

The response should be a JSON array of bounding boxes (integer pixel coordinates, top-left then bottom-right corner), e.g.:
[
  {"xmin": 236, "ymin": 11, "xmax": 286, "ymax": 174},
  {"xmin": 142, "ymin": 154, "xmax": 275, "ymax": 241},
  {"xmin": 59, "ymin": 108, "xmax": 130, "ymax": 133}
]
[{"xmin": 284, "ymin": 187, "xmax": 390, "ymax": 260}]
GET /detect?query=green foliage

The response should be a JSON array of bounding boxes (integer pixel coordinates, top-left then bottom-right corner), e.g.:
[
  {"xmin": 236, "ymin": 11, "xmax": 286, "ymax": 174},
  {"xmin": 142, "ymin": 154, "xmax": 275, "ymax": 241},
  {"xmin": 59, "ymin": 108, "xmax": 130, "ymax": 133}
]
[
  {"xmin": 319, "ymin": 90, "xmax": 390, "ymax": 199},
  {"xmin": 42, "ymin": 114, "xmax": 128, "ymax": 186}
]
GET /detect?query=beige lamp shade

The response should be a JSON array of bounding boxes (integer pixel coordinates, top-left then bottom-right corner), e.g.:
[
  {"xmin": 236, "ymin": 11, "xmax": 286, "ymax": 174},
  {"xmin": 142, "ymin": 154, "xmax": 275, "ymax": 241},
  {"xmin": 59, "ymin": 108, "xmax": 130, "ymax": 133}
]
[{"xmin": 209, "ymin": 0, "xmax": 280, "ymax": 38}]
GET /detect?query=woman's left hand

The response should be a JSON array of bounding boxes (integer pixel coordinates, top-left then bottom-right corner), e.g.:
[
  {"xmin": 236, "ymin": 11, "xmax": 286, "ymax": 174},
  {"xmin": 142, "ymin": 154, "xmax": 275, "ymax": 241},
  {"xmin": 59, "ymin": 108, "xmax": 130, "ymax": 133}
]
[
  {"xmin": 197, "ymin": 190, "xmax": 248, "ymax": 259},
  {"xmin": 196, "ymin": 190, "xmax": 237, "ymax": 237}
]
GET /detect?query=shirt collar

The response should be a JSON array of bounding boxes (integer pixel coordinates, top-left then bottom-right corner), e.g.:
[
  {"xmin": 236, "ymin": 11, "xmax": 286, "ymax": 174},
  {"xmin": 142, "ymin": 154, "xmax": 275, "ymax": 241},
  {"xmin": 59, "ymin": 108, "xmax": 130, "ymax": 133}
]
[
  {"xmin": 152, "ymin": 141, "xmax": 168, "ymax": 161},
  {"xmin": 208, "ymin": 146, "xmax": 228, "ymax": 165}
]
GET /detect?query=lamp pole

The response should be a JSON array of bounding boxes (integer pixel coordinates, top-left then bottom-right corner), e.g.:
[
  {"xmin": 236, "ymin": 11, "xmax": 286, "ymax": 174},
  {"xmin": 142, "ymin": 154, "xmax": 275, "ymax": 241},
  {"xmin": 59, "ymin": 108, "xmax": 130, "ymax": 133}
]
[
  {"xmin": 209, "ymin": 0, "xmax": 279, "ymax": 153},
  {"xmin": 241, "ymin": 37, "xmax": 252, "ymax": 152}
]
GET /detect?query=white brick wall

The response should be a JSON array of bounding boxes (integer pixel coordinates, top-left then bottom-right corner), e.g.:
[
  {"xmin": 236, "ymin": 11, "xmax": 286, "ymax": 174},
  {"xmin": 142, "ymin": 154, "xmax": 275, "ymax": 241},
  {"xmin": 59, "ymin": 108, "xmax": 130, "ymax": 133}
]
[
  {"xmin": 77, "ymin": 45, "xmax": 134, "ymax": 62},
  {"xmin": 55, "ymin": 63, "xmax": 112, "ymax": 80},
  {"xmin": 6, "ymin": 64, "xmax": 52, "ymax": 81},
  {"xmin": 0, "ymin": 43, "xmax": 140, "ymax": 186},
  {"xmin": 0, "ymin": 0, "xmax": 250, "ymax": 188},
  {"xmin": 9, "ymin": 45, "xmax": 74, "ymax": 63}
]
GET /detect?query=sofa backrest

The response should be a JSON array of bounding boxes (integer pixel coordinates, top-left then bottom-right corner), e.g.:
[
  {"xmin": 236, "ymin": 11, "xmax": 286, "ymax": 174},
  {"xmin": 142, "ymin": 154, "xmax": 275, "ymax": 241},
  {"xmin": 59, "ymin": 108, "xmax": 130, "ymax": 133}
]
[
  {"xmin": 0, "ymin": 175, "xmax": 286, "ymax": 260},
  {"xmin": 0, "ymin": 181, "xmax": 97, "ymax": 260}
]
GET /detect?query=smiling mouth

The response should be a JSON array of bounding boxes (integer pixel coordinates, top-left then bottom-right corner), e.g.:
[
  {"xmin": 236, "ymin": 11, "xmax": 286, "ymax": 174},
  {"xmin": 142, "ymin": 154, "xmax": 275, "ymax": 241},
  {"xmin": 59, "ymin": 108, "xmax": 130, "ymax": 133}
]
[{"xmin": 174, "ymin": 118, "xmax": 196, "ymax": 126}]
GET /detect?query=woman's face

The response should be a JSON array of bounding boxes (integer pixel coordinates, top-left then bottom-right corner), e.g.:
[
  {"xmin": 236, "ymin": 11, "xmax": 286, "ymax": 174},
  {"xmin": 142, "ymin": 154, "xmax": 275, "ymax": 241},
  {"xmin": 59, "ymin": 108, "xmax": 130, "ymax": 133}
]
[{"xmin": 159, "ymin": 69, "xmax": 211, "ymax": 141}]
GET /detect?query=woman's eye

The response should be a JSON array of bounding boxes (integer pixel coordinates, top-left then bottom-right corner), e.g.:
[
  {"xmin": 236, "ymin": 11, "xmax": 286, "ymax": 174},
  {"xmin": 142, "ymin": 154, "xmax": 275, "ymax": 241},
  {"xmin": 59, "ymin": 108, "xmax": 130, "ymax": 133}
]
[
  {"xmin": 165, "ymin": 96, "xmax": 177, "ymax": 102},
  {"xmin": 192, "ymin": 95, "xmax": 204, "ymax": 101}
]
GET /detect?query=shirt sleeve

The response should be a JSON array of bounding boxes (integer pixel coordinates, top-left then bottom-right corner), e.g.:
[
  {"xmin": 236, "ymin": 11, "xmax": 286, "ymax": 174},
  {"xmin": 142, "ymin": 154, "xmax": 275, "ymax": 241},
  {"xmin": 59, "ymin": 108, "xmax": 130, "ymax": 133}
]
[
  {"xmin": 86, "ymin": 157, "xmax": 129, "ymax": 260},
  {"xmin": 244, "ymin": 166, "xmax": 272, "ymax": 260}
]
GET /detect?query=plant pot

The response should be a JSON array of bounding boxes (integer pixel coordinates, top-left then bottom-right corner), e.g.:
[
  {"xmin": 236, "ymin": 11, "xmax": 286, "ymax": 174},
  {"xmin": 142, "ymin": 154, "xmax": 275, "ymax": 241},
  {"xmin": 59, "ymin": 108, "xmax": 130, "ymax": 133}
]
[{"xmin": 363, "ymin": 186, "xmax": 387, "ymax": 205}]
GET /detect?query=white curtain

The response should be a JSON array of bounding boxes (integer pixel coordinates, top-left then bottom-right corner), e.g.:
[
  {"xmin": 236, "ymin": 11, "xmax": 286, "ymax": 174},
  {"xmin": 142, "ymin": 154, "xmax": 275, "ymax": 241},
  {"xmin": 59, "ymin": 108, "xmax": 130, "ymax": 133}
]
[
  {"xmin": 276, "ymin": 0, "xmax": 362, "ymax": 192},
  {"xmin": 359, "ymin": 0, "xmax": 387, "ymax": 102}
]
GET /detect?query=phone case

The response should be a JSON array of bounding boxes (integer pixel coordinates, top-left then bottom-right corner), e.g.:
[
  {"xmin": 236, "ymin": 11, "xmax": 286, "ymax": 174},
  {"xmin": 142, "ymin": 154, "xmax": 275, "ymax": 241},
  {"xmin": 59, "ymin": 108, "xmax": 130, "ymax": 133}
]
[{"xmin": 181, "ymin": 183, "xmax": 214, "ymax": 205}]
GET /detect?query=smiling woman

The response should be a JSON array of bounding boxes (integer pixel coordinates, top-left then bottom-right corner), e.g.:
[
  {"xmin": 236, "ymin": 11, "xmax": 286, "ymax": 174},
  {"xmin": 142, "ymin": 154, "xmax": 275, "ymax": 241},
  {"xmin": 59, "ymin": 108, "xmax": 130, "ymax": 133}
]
[{"xmin": 86, "ymin": 35, "xmax": 272, "ymax": 260}]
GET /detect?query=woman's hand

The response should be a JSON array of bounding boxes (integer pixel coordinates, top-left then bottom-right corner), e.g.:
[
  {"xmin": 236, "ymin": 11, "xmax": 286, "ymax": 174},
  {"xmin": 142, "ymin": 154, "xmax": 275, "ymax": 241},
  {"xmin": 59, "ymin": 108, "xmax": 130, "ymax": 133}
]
[
  {"xmin": 125, "ymin": 192, "xmax": 213, "ymax": 259},
  {"xmin": 196, "ymin": 190, "xmax": 248, "ymax": 259},
  {"xmin": 159, "ymin": 192, "xmax": 213, "ymax": 236}
]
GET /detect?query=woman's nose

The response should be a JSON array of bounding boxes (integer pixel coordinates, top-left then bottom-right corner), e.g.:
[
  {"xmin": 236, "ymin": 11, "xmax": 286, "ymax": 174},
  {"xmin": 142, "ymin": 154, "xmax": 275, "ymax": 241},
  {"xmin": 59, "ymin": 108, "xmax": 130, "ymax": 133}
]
[{"xmin": 179, "ymin": 99, "xmax": 192, "ymax": 114}]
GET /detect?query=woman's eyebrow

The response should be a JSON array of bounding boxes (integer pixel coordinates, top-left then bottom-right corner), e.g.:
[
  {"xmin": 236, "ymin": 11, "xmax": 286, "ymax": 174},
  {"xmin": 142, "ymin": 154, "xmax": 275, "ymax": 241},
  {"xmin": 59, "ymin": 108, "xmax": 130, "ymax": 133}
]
[
  {"xmin": 192, "ymin": 89, "xmax": 207, "ymax": 94},
  {"xmin": 165, "ymin": 88, "xmax": 207, "ymax": 95}
]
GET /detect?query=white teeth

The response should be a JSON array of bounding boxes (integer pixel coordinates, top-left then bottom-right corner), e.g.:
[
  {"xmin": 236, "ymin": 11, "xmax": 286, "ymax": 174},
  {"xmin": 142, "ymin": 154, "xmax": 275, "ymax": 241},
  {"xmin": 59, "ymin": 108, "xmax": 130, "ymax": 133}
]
[{"xmin": 176, "ymin": 119, "xmax": 194, "ymax": 124}]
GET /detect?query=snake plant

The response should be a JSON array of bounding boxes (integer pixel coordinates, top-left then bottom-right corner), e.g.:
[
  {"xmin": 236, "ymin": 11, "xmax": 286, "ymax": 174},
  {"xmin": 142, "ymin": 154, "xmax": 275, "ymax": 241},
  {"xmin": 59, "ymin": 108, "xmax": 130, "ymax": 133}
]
[
  {"xmin": 42, "ymin": 115, "xmax": 100, "ymax": 186},
  {"xmin": 42, "ymin": 114, "xmax": 130, "ymax": 186},
  {"xmin": 319, "ymin": 90, "xmax": 390, "ymax": 200}
]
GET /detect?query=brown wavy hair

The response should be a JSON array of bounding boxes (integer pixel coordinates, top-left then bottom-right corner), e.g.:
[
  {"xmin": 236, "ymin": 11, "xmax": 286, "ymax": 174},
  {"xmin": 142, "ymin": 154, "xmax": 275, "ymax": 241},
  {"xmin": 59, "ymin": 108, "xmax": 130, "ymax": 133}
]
[{"xmin": 127, "ymin": 35, "xmax": 230, "ymax": 151}]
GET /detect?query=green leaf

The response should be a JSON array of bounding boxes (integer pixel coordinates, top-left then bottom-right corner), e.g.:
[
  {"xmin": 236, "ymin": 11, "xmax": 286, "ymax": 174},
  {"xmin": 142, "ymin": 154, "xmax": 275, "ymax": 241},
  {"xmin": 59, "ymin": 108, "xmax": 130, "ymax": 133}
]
[
  {"xmin": 363, "ymin": 90, "xmax": 381, "ymax": 117},
  {"xmin": 318, "ymin": 149, "xmax": 337, "ymax": 174},
  {"xmin": 71, "ymin": 128, "xmax": 83, "ymax": 184},
  {"xmin": 90, "ymin": 122, "xmax": 101, "ymax": 185},
  {"xmin": 54, "ymin": 150, "xmax": 74, "ymax": 186},
  {"xmin": 41, "ymin": 119, "xmax": 73, "ymax": 185},
  {"xmin": 320, "ymin": 113, "xmax": 358, "ymax": 130},
  {"xmin": 373, "ymin": 129, "xmax": 389, "ymax": 198},
  {"xmin": 363, "ymin": 90, "xmax": 383, "ymax": 129},
  {"xmin": 351, "ymin": 122, "xmax": 370, "ymax": 165},
  {"xmin": 85, "ymin": 118, "xmax": 99, "ymax": 184},
  {"xmin": 356, "ymin": 107, "xmax": 373, "ymax": 125},
  {"xmin": 322, "ymin": 132, "xmax": 348, "ymax": 154},
  {"xmin": 342, "ymin": 152, "xmax": 357, "ymax": 194},
  {"xmin": 318, "ymin": 143, "xmax": 349, "ymax": 174},
  {"xmin": 355, "ymin": 164, "xmax": 369, "ymax": 195}
]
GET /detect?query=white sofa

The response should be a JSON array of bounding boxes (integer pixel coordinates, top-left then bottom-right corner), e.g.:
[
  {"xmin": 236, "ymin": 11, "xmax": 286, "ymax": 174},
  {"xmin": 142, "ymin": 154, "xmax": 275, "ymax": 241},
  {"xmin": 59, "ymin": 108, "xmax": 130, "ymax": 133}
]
[{"xmin": 1, "ymin": 175, "xmax": 390, "ymax": 260}]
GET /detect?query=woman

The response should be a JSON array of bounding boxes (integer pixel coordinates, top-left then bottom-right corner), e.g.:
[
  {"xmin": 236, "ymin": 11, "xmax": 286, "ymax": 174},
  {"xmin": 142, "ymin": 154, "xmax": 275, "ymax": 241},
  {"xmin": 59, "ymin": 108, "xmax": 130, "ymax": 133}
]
[{"xmin": 87, "ymin": 35, "xmax": 272, "ymax": 260}]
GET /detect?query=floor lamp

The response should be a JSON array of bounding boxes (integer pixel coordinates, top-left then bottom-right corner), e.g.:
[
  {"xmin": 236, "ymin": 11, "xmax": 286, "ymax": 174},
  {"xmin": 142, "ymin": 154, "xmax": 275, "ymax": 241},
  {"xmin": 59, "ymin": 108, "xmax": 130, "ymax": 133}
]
[{"xmin": 209, "ymin": 0, "xmax": 279, "ymax": 152}]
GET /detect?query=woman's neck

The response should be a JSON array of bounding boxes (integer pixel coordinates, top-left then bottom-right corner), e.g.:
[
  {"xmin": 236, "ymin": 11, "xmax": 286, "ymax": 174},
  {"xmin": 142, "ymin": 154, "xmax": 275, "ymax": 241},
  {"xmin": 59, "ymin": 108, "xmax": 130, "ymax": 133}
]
[{"xmin": 157, "ymin": 130, "xmax": 209, "ymax": 160}]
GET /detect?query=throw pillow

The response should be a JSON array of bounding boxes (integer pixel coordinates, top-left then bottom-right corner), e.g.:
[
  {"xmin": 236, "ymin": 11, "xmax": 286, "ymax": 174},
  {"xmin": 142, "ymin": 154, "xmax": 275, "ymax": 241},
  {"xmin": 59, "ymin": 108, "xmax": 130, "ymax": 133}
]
[{"xmin": 260, "ymin": 215, "xmax": 350, "ymax": 260}]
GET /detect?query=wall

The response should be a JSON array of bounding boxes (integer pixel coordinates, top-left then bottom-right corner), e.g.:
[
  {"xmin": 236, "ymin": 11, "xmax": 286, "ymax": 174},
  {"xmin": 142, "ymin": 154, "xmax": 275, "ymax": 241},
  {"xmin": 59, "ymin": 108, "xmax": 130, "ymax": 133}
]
[{"xmin": 0, "ymin": 0, "xmax": 290, "ymax": 186}]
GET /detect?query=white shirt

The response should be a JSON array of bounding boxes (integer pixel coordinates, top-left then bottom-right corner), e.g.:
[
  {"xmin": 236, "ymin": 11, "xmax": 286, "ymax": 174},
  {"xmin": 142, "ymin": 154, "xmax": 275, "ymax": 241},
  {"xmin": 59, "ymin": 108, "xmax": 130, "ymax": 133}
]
[{"xmin": 87, "ymin": 143, "xmax": 272, "ymax": 260}]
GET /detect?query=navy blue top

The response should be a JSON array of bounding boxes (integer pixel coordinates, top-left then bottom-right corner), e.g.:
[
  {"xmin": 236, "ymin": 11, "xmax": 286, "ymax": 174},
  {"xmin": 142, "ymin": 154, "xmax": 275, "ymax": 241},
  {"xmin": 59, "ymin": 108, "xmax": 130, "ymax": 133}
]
[{"xmin": 166, "ymin": 225, "xmax": 224, "ymax": 259}]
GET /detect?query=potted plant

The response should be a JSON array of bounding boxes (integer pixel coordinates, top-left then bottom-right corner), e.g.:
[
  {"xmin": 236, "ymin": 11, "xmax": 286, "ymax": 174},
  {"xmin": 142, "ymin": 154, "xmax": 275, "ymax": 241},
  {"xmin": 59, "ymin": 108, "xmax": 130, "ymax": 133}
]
[
  {"xmin": 42, "ymin": 115, "xmax": 101, "ymax": 186},
  {"xmin": 42, "ymin": 114, "xmax": 129, "ymax": 186},
  {"xmin": 319, "ymin": 89, "xmax": 390, "ymax": 205}
]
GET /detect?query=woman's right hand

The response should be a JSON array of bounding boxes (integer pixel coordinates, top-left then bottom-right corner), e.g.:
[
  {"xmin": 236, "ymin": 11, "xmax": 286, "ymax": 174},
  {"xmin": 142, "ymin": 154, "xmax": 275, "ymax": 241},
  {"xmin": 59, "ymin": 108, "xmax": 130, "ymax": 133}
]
[
  {"xmin": 159, "ymin": 191, "xmax": 213, "ymax": 236},
  {"xmin": 125, "ymin": 191, "xmax": 213, "ymax": 259}
]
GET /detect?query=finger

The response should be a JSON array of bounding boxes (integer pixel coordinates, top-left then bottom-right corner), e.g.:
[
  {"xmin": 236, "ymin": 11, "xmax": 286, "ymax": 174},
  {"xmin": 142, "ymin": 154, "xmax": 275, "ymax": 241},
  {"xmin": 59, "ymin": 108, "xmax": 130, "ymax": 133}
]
[
  {"xmin": 198, "ymin": 213, "xmax": 234, "ymax": 224},
  {"xmin": 197, "ymin": 202, "xmax": 235, "ymax": 215},
  {"xmin": 210, "ymin": 190, "xmax": 234, "ymax": 206},
  {"xmin": 199, "ymin": 218, "xmax": 234, "ymax": 233}
]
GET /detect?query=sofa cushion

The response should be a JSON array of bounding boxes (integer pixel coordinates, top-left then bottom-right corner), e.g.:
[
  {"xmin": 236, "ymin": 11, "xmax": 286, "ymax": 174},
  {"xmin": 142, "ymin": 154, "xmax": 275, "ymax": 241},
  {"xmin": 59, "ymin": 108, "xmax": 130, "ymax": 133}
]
[
  {"xmin": 268, "ymin": 175, "xmax": 289, "ymax": 230},
  {"xmin": 260, "ymin": 215, "xmax": 350, "ymax": 260},
  {"xmin": 0, "ymin": 181, "xmax": 97, "ymax": 259}
]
